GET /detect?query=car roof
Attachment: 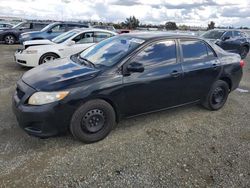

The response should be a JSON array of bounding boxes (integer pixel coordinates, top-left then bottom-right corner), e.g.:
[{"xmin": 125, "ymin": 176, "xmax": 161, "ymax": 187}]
[
  {"xmin": 70, "ymin": 28, "xmax": 117, "ymax": 34},
  {"xmin": 209, "ymin": 29, "xmax": 245, "ymax": 32},
  {"xmin": 120, "ymin": 32, "xmax": 201, "ymax": 41}
]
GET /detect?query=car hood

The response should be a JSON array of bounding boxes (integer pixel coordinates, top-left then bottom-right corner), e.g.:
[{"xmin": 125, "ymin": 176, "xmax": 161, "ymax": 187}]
[
  {"xmin": 22, "ymin": 31, "xmax": 42, "ymax": 35},
  {"xmin": 22, "ymin": 57, "xmax": 100, "ymax": 91},
  {"xmin": 23, "ymin": 39, "xmax": 54, "ymax": 47}
]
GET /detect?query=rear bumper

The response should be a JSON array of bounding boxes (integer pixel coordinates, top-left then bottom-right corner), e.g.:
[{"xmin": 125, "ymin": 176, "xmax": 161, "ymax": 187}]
[{"xmin": 12, "ymin": 80, "xmax": 74, "ymax": 138}]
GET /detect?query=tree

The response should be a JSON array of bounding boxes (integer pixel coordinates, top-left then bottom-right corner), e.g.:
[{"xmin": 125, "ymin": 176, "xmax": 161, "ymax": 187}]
[
  {"xmin": 208, "ymin": 21, "xmax": 215, "ymax": 30},
  {"xmin": 165, "ymin": 22, "xmax": 178, "ymax": 30},
  {"xmin": 123, "ymin": 16, "xmax": 140, "ymax": 29}
]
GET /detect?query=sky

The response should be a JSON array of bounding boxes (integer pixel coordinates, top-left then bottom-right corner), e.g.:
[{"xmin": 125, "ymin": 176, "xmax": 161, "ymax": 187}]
[{"xmin": 0, "ymin": 0, "xmax": 250, "ymax": 27}]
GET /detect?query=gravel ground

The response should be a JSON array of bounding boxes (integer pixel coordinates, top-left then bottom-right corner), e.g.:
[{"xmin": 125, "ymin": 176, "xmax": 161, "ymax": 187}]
[{"xmin": 0, "ymin": 45, "xmax": 249, "ymax": 187}]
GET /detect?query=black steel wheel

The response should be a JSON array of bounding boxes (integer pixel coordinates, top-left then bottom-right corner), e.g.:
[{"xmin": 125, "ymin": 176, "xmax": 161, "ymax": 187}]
[
  {"xmin": 70, "ymin": 99, "xmax": 116, "ymax": 143},
  {"xmin": 81, "ymin": 109, "xmax": 106, "ymax": 133},
  {"xmin": 202, "ymin": 80, "xmax": 229, "ymax": 111}
]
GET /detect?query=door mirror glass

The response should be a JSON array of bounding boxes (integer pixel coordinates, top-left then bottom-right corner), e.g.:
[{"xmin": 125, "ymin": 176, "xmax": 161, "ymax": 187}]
[{"xmin": 127, "ymin": 62, "xmax": 144, "ymax": 73}]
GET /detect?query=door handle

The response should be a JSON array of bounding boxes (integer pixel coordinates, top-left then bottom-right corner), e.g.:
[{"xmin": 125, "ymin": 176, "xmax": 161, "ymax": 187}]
[
  {"xmin": 171, "ymin": 70, "xmax": 181, "ymax": 77},
  {"xmin": 212, "ymin": 62, "xmax": 219, "ymax": 69}
]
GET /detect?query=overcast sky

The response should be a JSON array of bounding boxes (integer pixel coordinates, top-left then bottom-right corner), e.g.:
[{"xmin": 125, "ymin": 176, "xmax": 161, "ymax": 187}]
[{"xmin": 0, "ymin": 0, "xmax": 250, "ymax": 27}]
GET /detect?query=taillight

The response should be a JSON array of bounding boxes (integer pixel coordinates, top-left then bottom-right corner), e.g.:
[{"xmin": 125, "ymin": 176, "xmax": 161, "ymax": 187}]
[{"xmin": 240, "ymin": 60, "xmax": 245, "ymax": 68}]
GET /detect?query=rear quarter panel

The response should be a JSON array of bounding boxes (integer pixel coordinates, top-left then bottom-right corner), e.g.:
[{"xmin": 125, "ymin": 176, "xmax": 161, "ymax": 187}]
[{"xmin": 217, "ymin": 51, "xmax": 243, "ymax": 91}]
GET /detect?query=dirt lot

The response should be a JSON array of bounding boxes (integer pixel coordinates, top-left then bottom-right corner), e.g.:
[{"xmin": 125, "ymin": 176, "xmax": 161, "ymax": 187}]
[{"xmin": 0, "ymin": 45, "xmax": 250, "ymax": 187}]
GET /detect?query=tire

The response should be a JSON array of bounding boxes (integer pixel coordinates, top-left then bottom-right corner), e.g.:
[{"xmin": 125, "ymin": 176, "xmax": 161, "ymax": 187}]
[
  {"xmin": 39, "ymin": 53, "xmax": 59, "ymax": 65},
  {"xmin": 4, "ymin": 35, "xmax": 16, "ymax": 44},
  {"xmin": 70, "ymin": 99, "xmax": 116, "ymax": 143},
  {"xmin": 202, "ymin": 80, "xmax": 229, "ymax": 111},
  {"xmin": 240, "ymin": 46, "xmax": 249, "ymax": 59}
]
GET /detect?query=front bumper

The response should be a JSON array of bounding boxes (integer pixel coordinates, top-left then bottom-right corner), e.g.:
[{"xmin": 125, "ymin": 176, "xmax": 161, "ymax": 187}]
[
  {"xmin": 12, "ymin": 80, "xmax": 73, "ymax": 138},
  {"xmin": 14, "ymin": 50, "xmax": 40, "ymax": 67}
]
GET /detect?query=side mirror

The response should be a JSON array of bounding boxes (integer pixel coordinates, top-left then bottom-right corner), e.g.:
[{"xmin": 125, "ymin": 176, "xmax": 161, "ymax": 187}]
[
  {"xmin": 66, "ymin": 40, "xmax": 76, "ymax": 46},
  {"xmin": 222, "ymin": 36, "xmax": 230, "ymax": 41},
  {"xmin": 127, "ymin": 62, "xmax": 144, "ymax": 73}
]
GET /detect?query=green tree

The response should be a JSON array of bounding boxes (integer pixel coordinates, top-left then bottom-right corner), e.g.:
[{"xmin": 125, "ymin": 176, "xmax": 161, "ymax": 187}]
[
  {"xmin": 208, "ymin": 21, "xmax": 215, "ymax": 30},
  {"xmin": 123, "ymin": 16, "xmax": 140, "ymax": 29},
  {"xmin": 165, "ymin": 22, "xmax": 178, "ymax": 30}
]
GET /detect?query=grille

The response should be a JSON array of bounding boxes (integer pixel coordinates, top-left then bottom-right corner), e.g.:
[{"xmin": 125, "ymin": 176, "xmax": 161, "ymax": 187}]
[
  {"xmin": 17, "ymin": 60, "xmax": 27, "ymax": 64},
  {"xmin": 16, "ymin": 87, "xmax": 25, "ymax": 99}
]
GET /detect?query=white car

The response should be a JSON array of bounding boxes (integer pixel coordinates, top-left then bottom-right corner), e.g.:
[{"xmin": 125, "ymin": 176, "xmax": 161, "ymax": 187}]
[{"xmin": 14, "ymin": 29, "xmax": 117, "ymax": 67}]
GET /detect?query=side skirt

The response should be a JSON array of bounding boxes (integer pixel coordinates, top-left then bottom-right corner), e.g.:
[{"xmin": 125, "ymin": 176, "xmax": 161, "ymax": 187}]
[{"xmin": 125, "ymin": 100, "xmax": 201, "ymax": 119}]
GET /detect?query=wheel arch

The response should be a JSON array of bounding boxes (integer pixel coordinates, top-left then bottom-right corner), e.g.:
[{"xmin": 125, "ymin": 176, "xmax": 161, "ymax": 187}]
[
  {"xmin": 39, "ymin": 52, "xmax": 60, "ymax": 65},
  {"xmin": 219, "ymin": 76, "xmax": 232, "ymax": 91},
  {"xmin": 97, "ymin": 97, "xmax": 120, "ymax": 123}
]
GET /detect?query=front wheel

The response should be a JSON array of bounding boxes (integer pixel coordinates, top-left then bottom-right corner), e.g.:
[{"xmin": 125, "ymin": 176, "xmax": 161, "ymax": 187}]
[
  {"xmin": 39, "ymin": 53, "xmax": 59, "ymax": 65},
  {"xmin": 70, "ymin": 99, "xmax": 116, "ymax": 143},
  {"xmin": 4, "ymin": 35, "xmax": 16, "ymax": 44},
  {"xmin": 202, "ymin": 80, "xmax": 229, "ymax": 111}
]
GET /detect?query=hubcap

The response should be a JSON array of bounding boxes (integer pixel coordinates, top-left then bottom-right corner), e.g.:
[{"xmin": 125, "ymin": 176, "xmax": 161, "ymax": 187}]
[
  {"xmin": 212, "ymin": 87, "xmax": 225, "ymax": 105},
  {"xmin": 5, "ymin": 36, "xmax": 14, "ymax": 44},
  {"xmin": 81, "ymin": 109, "xmax": 105, "ymax": 133},
  {"xmin": 42, "ymin": 56, "xmax": 56, "ymax": 64}
]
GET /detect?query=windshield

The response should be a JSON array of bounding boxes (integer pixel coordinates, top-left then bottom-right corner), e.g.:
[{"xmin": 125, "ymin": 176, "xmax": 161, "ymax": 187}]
[
  {"xmin": 12, "ymin": 22, "xmax": 25, "ymax": 29},
  {"xmin": 201, "ymin": 30, "xmax": 225, "ymax": 39},
  {"xmin": 41, "ymin": 23, "xmax": 55, "ymax": 32},
  {"xmin": 79, "ymin": 36, "xmax": 145, "ymax": 66},
  {"xmin": 52, "ymin": 30, "xmax": 79, "ymax": 43}
]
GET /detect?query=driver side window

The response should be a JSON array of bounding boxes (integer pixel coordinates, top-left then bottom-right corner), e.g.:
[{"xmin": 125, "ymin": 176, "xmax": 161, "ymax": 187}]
[
  {"xmin": 73, "ymin": 32, "xmax": 94, "ymax": 44},
  {"xmin": 222, "ymin": 31, "xmax": 233, "ymax": 39},
  {"xmin": 51, "ymin": 24, "xmax": 66, "ymax": 33},
  {"xmin": 132, "ymin": 40, "xmax": 177, "ymax": 67}
]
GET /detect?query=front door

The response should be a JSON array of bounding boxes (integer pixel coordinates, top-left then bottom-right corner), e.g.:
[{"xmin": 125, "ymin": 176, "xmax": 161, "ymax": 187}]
[{"xmin": 122, "ymin": 39, "xmax": 184, "ymax": 117}]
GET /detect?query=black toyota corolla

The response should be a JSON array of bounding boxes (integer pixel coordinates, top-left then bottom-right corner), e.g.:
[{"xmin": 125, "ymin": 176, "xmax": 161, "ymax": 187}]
[{"xmin": 12, "ymin": 33, "xmax": 244, "ymax": 143}]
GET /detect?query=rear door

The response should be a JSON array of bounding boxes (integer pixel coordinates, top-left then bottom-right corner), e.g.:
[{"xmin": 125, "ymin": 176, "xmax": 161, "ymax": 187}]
[
  {"xmin": 180, "ymin": 39, "xmax": 221, "ymax": 103},
  {"xmin": 122, "ymin": 39, "xmax": 184, "ymax": 116}
]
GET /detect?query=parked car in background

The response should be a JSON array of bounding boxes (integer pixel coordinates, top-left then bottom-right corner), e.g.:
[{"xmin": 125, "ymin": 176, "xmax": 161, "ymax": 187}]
[
  {"xmin": 15, "ymin": 29, "xmax": 116, "ymax": 67},
  {"xmin": 201, "ymin": 29, "xmax": 250, "ymax": 59},
  {"xmin": 0, "ymin": 21, "xmax": 50, "ymax": 44},
  {"xmin": 0, "ymin": 22, "xmax": 13, "ymax": 31},
  {"xmin": 93, "ymin": 25, "xmax": 116, "ymax": 32},
  {"xmin": 19, "ymin": 22, "xmax": 89, "ymax": 43},
  {"xmin": 117, "ymin": 29, "xmax": 131, "ymax": 34},
  {"xmin": 12, "ymin": 33, "xmax": 244, "ymax": 143}
]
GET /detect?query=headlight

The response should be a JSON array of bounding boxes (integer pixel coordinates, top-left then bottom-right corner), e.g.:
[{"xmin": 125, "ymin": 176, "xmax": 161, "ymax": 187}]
[
  {"xmin": 24, "ymin": 50, "xmax": 38, "ymax": 54},
  {"xmin": 28, "ymin": 91, "xmax": 69, "ymax": 105}
]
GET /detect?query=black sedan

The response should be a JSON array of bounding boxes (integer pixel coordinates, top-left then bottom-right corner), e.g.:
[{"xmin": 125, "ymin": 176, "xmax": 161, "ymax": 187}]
[
  {"xmin": 12, "ymin": 33, "xmax": 244, "ymax": 143},
  {"xmin": 201, "ymin": 29, "xmax": 250, "ymax": 59}
]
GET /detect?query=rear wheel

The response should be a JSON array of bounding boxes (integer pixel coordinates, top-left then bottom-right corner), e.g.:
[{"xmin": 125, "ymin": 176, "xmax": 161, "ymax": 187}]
[
  {"xmin": 240, "ymin": 46, "xmax": 249, "ymax": 59},
  {"xmin": 39, "ymin": 53, "xmax": 59, "ymax": 65},
  {"xmin": 70, "ymin": 99, "xmax": 116, "ymax": 143},
  {"xmin": 202, "ymin": 80, "xmax": 229, "ymax": 111},
  {"xmin": 4, "ymin": 35, "xmax": 16, "ymax": 44}
]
